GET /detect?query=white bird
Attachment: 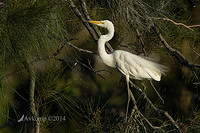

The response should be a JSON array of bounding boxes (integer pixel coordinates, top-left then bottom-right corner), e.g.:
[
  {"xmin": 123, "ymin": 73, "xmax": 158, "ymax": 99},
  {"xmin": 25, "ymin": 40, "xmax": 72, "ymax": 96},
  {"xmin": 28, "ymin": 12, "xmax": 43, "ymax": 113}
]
[{"xmin": 88, "ymin": 20, "xmax": 166, "ymax": 122}]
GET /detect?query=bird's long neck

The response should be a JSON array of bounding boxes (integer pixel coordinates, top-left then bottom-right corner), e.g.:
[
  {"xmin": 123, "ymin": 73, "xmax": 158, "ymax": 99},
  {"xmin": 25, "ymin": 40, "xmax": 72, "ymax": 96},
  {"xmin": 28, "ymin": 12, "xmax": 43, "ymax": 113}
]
[{"xmin": 98, "ymin": 24, "xmax": 114, "ymax": 67}]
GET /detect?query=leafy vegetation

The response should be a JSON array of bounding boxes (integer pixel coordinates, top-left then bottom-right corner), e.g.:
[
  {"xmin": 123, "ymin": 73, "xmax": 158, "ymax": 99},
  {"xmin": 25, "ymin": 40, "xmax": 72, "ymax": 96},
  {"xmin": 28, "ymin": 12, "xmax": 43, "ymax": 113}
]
[{"xmin": 0, "ymin": 0, "xmax": 200, "ymax": 132}]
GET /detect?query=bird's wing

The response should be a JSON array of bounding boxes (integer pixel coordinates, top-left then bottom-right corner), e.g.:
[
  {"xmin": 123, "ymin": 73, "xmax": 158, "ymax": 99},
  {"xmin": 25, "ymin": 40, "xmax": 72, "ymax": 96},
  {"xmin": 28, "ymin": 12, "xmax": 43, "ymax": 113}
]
[{"xmin": 113, "ymin": 50, "xmax": 165, "ymax": 81}]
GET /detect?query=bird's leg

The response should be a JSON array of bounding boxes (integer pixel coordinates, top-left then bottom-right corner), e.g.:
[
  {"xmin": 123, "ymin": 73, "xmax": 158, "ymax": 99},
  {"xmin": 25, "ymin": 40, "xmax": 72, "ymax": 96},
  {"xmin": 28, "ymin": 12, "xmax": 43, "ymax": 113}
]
[{"xmin": 125, "ymin": 75, "xmax": 130, "ymax": 122}]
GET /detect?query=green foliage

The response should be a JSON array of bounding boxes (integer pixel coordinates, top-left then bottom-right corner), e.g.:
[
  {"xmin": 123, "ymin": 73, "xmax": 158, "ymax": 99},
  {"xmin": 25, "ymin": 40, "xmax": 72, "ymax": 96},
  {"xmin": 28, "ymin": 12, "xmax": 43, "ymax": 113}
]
[
  {"xmin": 0, "ymin": 0, "xmax": 200, "ymax": 132},
  {"xmin": 35, "ymin": 65, "xmax": 81, "ymax": 131},
  {"xmin": 0, "ymin": 0, "xmax": 76, "ymax": 130}
]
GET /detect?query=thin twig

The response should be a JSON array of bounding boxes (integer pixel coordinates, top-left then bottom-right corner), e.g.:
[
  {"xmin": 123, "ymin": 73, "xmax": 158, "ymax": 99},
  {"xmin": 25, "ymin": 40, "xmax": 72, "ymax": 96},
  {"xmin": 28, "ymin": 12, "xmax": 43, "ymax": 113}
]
[
  {"xmin": 129, "ymin": 81, "xmax": 180, "ymax": 131},
  {"xmin": 192, "ymin": 70, "xmax": 200, "ymax": 85},
  {"xmin": 1, "ymin": 41, "xmax": 95, "ymax": 80},
  {"xmin": 67, "ymin": 0, "xmax": 113, "ymax": 52},
  {"xmin": 191, "ymin": 48, "xmax": 200, "ymax": 57},
  {"xmin": 149, "ymin": 81, "xmax": 164, "ymax": 104},
  {"xmin": 54, "ymin": 57, "xmax": 106, "ymax": 79},
  {"xmin": 67, "ymin": 42, "xmax": 95, "ymax": 54},
  {"xmin": 114, "ymin": 34, "xmax": 129, "ymax": 49},
  {"xmin": 139, "ymin": 2, "xmax": 200, "ymax": 69},
  {"xmin": 135, "ymin": 28, "xmax": 164, "ymax": 104},
  {"xmin": 77, "ymin": 61, "xmax": 105, "ymax": 79},
  {"xmin": 127, "ymin": 86, "xmax": 160, "ymax": 132},
  {"xmin": 132, "ymin": 83, "xmax": 162, "ymax": 131},
  {"xmin": 78, "ymin": 0, "xmax": 114, "ymax": 52},
  {"xmin": 152, "ymin": 24, "xmax": 200, "ymax": 68},
  {"xmin": 66, "ymin": 0, "xmax": 98, "ymax": 42},
  {"xmin": 135, "ymin": 29, "xmax": 147, "ymax": 56},
  {"xmin": 154, "ymin": 17, "xmax": 200, "ymax": 31},
  {"xmin": 95, "ymin": 70, "xmax": 112, "ymax": 74}
]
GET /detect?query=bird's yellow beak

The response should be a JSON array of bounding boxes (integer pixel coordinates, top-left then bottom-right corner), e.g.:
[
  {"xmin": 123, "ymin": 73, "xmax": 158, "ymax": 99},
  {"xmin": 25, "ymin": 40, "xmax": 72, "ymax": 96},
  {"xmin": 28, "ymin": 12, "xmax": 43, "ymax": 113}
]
[{"xmin": 88, "ymin": 21, "xmax": 104, "ymax": 24}]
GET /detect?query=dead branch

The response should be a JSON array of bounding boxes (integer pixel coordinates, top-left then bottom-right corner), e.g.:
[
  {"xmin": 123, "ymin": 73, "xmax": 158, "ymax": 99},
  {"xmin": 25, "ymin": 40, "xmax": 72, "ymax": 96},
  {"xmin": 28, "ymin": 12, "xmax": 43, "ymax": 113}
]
[
  {"xmin": 79, "ymin": 0, "xmax": 100, "ymax": 37},
  {"xmin": 53, "ymin": 57, "xmax": 106, "ymax": 79},
  {"xmin": 67, "ymin": 0, "xmax": 113, "ymax": 53},
  {"xmin": 136, "ymin": 1, "xmax": 200, "ymax": 69},
  {"xmin": 192, "ymin": 70, "xmax": 200, "ymax": 85},
  {"xmin": 134, "ymin": 27, "xmax": 164, "ymax": 104},
  {"xmin": 154, "ymin": 17, "xmax": 200, "ymax": 31},
  {"xmin": 27, "ymin": 62, "xmax": 40, "ymax": 133},
  {"xmin": 95, "ymin": 69, "xmax": 112, "ymax": 74},
  {"xmin": 78, "ymin": 0, "xmax": 114, "ymax": 52},
  {"xmin": 125, "ymin": 84, "xmax": 163, "ymax": 132},
  {"xmin": 67, "ymin": 42, "xmax": 96, "ymax": 54},
  {"xmin": 1, "ymin": 41, "xmax": 95, "ymax": 80},
  {"xmin": 135, "ymin": 29, "xmax": 147, "ymax": 56},
  {"xmin": 129, "ymin": 81, "xmax": 180, "ymax": 131},
  {"xmin": 77, "ymin": 61, "xmax": 106, "ymax": 79},
  {"xmin": 149, "ymin": 80, "xmax": 164, "ymax": 104},
  {"xmin": 191, "ymin": 48, "xmax": 200, "ymax": 57},
  {"xmin": 152, "ymin": 23, "xmax": 200, "ymax": 68},
  {"xmin": 127, "ymin": 88, "xmax": 148, "ymax": 133},
  {"xmin": 66, "ymin": 0, "xmax": 98, "ymax": 42}
]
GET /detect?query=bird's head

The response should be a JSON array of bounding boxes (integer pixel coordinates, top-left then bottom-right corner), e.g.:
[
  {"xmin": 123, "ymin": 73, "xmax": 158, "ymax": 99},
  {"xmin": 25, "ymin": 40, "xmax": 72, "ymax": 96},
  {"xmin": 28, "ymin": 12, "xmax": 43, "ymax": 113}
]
[{"xmin": 88, "ymin": 20, "xmax": 113, "ymax": 28}]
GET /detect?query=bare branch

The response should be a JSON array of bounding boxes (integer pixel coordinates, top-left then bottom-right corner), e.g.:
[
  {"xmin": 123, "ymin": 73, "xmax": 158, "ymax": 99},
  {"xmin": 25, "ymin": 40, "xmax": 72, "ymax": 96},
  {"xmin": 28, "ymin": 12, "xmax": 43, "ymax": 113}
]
[
  {"xmin": 67, "ymin": 0, "xmax": 113, "ymax": 53},
  {"xmin": 77, "ymin": 61, "xmax": 106, "ymax": 79},
  {"xmin": 79, "ymin": 0, "xmax": 114, "ymax": 52},
  {"xmin": 95, "ymin": 69, "xmax": 112, "ymax": 74},
  {"xmin": 125, "ymin": 84, "xmax": 163, "ymax": 132},
  {"xmin": 79, "ymin": 0, "xmax": 90, "ymax": 20},
  {"xmin": 154, "ymin": 17, "xmax": 200, "ymax": 31},
  {"xmin": 191, "ymin": 48, "xmax": 200, "ymax": 57},
  {"xmin": 149, "ymin": 80, "xmax": 164, "ymax": 104},
  {"xmin": 135, "ymin": 29, "xmax": 147, "ymax": 56},
  {"xmin": 152, "ymin": 24, "xmax": 200, "ymax": 68},
  {"xmin": 129, "ymin": 81, "xmax": 180, "ymax": 131},
  {"xmin": 67, "ymin": 42, "xmax": 96, "ymax": 54},
  {"xmin": 136, "ymin": 1, "xmax": 200, "ymax": 69},
  {"xmin": 134, "ymin": 27, "xmax": 164, "ymax": 104},
  {"xmin": 1, "ymin": 41, "xmax": 95, "ymax": 80},
  {"xmin": 26, "ymin": 62, "xmax": 40, "ymax": 133},
  {"xmin": 66, "ymin": 0, "xmax": 98, "ymax": 42}
]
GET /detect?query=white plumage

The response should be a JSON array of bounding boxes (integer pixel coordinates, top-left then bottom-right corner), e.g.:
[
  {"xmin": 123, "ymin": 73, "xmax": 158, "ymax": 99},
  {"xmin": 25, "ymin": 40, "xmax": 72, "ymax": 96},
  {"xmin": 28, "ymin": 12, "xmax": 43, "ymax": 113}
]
[{"xmin": 88, "ymin": 20, "xmax": 166, "ymax": 121}]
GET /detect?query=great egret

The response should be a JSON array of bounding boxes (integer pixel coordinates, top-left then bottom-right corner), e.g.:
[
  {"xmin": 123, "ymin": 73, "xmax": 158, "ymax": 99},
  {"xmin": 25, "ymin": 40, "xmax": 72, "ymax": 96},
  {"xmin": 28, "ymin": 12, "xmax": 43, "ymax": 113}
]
[{"xmin": 88, "ymin": 20, "xmax": 166, "ymax": 122}]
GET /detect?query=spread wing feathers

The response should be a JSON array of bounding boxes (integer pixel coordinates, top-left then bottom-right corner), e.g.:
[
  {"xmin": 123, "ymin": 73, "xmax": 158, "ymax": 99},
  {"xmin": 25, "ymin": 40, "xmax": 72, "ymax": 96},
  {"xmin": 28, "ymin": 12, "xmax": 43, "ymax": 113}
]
[{"xmin": 113, "ymin": 50, "xmax": 167, "ymax": 81}]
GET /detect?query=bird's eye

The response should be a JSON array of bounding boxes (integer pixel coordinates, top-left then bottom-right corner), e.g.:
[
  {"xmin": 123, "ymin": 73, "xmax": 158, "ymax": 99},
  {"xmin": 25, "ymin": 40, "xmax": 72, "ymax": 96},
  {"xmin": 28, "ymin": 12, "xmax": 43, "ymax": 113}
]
[{"xmin": 100, "ymin": 22, "xmax": 105, "ymax": 24}]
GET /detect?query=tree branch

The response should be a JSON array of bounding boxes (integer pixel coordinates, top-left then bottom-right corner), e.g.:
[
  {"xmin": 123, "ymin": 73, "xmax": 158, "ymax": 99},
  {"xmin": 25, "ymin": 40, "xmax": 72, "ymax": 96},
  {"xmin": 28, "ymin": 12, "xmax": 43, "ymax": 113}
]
[
  {"xmin": 152, "ymin": 24, "xmax": 200, "ymax": 68},
  {"xmin": 0, "ymin": 41, "xmax": 95, "ymax": 80},
  {"xmin": 154, "ymin": 17, "xmax": 200, "ymax": 31},
  {"xmin": 27, "ymin": 62, "xmax": 39, "ymax": 133},
  {"xmin": 66, "ymin": 0, "xmax": 98, "ymax": 42},
  {"xmin": 77, "ymin": 61, "xmax": 106, "ymax": 79},
  {"xmin": 135, "ymin": 29, "xmax": 147, "ymax": 56},
  {"xmin": 67, "ymin": 0, "xmax": 113, "ymax": 52},
  {"xmin": 191, "ymin": 47, "xmax": 200, "ymax": 57},
  {"xmin": 135, "ymin": 27, "xmax": 164, "ymax": 104},
  {"xmin": 125, "ymin": 84, "xmax": 164, "ymax": 132},
  {"xmin": 79, "ymin": 0, "xmax": 114, "ymax": 52},
  {"xmin": 137, "ymin": 2, "xmax": 200, "ymax": 69},
  {"xmin": 129, "ymin": 81, "xmax": 180, "ymax": 131},
  {"xmin": 149, "ymin": 80, "xmax": 164, "ymax": 104},
  {"xmin": 67, "ymin": 42, "xmax": 96, "ymax": 54}
]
